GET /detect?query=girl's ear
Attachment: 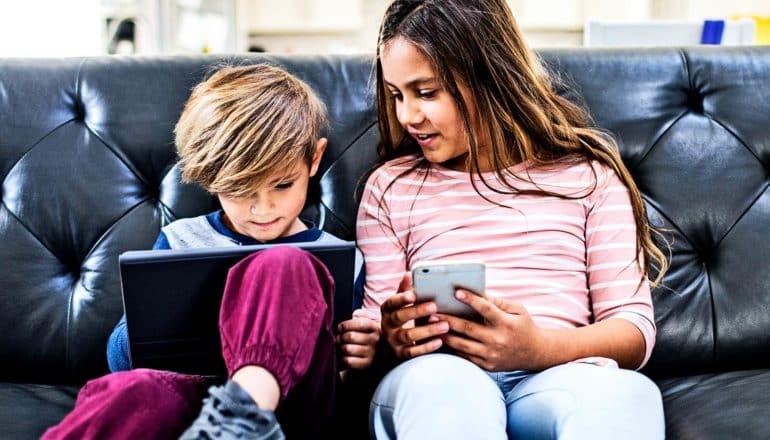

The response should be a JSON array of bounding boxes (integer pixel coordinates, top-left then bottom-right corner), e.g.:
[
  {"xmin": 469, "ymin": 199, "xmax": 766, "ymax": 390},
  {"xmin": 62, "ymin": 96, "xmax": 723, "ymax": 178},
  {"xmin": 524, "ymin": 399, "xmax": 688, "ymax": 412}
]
[{"xmin": 309, "ymin": 138, "xmax": 328, "ymax": 177}]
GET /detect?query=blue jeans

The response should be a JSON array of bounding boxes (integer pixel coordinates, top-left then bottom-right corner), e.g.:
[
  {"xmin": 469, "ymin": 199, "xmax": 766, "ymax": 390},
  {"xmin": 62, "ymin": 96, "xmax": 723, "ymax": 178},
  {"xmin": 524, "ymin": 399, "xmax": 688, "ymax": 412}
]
[{"xmin": 370, "ymin": 354, "xmax": 664, "ymax": 439}]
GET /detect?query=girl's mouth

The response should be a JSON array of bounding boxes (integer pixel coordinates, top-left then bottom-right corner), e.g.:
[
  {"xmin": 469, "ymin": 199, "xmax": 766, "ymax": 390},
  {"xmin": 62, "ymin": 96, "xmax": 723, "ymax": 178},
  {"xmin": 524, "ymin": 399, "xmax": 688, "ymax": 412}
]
[{"xmin": 413, "ymin": 133, "xmax": 437, "ymax": 147}]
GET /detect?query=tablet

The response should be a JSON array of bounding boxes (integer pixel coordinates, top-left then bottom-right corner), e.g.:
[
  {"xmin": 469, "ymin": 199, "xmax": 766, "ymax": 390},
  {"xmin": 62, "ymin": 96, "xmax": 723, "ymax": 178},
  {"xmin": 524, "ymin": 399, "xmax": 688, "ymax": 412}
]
[{"xmin": 119, "ymin": 241, "xmax": 355, "ymax": 377}]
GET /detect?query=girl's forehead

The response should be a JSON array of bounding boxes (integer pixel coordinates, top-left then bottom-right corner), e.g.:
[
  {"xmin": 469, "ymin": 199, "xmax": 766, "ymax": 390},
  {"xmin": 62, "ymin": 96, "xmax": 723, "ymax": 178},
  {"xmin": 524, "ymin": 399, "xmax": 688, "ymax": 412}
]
[{"xmin": 381, "ymin": 39, "xmax": 437, "ymax": 84}]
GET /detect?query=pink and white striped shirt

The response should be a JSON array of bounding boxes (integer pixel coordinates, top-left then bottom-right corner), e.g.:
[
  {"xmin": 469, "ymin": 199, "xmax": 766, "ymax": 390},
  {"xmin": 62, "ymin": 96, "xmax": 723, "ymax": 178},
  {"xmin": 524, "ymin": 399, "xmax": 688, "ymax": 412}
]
[{"xmin": 354, "ymin": 154, "xmax": 656, "ymax": 368}]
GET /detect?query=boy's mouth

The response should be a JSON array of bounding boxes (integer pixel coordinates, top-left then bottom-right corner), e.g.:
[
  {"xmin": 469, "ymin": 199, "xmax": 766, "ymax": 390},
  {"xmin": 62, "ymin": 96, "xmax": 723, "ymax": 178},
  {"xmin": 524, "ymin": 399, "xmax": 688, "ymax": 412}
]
[{"xmin": 251, "ymin": 219, "xmax": 279, "ymax": 228}]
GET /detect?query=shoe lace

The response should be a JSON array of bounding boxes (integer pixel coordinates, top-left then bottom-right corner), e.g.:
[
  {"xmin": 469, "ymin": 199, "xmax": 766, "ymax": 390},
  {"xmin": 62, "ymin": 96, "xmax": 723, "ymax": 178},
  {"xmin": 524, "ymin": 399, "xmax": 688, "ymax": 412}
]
[{"xmin": 193, "ymin": 385, "xmax": 276, "ymax": 438}]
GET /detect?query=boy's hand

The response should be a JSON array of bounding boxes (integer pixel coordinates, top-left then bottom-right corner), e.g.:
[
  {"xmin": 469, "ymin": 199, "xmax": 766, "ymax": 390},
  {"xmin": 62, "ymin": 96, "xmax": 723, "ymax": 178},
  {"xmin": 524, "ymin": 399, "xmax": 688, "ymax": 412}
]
[{"xmin": 336, "ymin": 318, "xmax": 381, "ymax": 369}]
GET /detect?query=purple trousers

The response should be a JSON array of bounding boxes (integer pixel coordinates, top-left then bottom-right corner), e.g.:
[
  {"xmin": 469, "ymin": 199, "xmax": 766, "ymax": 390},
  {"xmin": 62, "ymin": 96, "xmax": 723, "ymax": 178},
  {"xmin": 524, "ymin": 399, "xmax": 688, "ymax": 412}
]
[{"xmin": 42, "ymin": 246, "xmax": 337, "ymax": 440}]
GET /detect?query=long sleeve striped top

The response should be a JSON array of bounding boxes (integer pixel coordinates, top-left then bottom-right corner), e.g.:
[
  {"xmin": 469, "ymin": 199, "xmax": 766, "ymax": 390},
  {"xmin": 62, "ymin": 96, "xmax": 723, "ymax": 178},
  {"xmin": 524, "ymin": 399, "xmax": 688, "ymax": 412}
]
[{"xmin": 354, "ymin": 154, "xmax": 656, "ymax": 368}]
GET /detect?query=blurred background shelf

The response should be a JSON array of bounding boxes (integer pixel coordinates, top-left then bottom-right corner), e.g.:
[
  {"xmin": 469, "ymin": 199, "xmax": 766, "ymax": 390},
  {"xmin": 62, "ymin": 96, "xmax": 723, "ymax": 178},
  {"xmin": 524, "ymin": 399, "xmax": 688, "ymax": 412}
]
[{"xmin": 1, "ymin": 0, "xmax": 769, "ymax": 57}]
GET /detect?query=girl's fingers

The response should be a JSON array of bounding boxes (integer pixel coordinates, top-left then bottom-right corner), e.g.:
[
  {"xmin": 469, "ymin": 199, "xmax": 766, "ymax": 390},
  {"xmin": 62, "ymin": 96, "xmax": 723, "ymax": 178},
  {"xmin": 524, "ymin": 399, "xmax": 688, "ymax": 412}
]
[
  {"xmin": 491, "ymin": 296, "xmax": 527, "ymax": 315},
  {"xmin": 381, "ymin": 291, "xmax": 416, "ymax": 315},
  {"xmin": 398, "ymin": 272, "xmax": 413, "ymax": 292},
  {"xmin": 402, "ymin": 320, "xmax": 449, "ymax": 345},
  {"xmin": 393, "ymin": 301, "xmax": 437, "ymax": 327},
  {"xmin": 400, "ymin": 337, "xmax": 443, "ymax": 359},
  {"xmin": 455, "ymin": 289, "xmax": 504, "ymax": 325},
  {"xmin": 435, "ymin": 313, "xmax": 492, "ymax": 342},
  {"xmin": 442, "ymin": 332, "xmax": 487, "ymax": 357}
]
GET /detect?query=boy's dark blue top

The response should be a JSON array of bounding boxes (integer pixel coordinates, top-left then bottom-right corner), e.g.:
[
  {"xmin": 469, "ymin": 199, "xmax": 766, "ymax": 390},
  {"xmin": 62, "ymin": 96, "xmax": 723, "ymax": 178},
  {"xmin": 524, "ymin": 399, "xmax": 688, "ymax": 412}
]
[{"xmin": 107, "ymin": 210, "xmax": 364, "ymax": 372}]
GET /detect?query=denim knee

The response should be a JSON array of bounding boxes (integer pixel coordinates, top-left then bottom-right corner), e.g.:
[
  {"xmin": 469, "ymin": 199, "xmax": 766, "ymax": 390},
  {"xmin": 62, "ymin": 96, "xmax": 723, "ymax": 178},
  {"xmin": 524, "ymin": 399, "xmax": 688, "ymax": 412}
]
[{"xmin": 370, "ymin": 354, "xmax": 506, "ymax": 440}]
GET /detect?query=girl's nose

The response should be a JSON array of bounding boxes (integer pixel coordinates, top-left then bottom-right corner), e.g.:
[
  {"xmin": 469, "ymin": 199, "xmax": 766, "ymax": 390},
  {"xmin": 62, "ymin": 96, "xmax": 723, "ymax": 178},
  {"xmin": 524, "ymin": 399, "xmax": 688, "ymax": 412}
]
[{"xmin": 398, "ymin": 98, "xmax": 424, "ymax": 127}]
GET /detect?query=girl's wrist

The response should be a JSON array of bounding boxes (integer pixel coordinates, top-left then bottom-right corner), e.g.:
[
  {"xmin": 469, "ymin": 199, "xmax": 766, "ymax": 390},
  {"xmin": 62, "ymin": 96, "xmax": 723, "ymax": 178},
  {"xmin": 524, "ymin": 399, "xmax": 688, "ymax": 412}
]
[{"xmin": 532, "ymin": 328, "xmax": 577, "ymax": 370}]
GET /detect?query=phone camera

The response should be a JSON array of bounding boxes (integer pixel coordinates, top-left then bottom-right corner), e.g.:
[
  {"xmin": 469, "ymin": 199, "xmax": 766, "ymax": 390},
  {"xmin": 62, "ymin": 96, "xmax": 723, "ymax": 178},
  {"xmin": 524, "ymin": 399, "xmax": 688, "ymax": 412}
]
[{"xmin": 422, "ymin": 268, "xmax": 429, "ymax": 273}]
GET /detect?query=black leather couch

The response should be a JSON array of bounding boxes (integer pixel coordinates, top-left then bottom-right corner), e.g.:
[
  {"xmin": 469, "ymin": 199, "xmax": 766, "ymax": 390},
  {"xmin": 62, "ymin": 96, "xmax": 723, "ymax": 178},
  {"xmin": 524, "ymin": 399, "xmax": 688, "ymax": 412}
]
[{"xmin": 1, "ymin": 48, "xmax": 769, "ymax": 439}]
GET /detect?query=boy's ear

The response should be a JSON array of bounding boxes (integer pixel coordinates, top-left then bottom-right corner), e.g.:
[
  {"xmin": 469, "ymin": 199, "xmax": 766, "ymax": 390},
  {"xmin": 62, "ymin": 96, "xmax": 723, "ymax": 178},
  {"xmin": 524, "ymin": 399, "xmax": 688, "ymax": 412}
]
[{"xmin": 309, "ymin": 137, "xmax": 328, "ymax": 177}]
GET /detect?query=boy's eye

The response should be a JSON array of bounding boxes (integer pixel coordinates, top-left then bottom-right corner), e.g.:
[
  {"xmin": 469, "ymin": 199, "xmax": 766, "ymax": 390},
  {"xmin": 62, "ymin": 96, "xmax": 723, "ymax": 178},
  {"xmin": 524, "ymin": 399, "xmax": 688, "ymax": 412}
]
[{"xmin": 275, "ymin": 181, "xmax": 294, "ymax": 190}]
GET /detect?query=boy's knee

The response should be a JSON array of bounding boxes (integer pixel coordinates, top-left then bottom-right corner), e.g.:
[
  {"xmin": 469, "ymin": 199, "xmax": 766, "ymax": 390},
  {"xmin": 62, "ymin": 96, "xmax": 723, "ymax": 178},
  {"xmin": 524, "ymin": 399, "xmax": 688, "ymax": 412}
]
[
  {"xmin": 239, "ymin": 245, "xmax": 315, "ymax": 273},
  {"xmin": 259, "ymin": 245, "xmax": 308, "ymax": 260}
]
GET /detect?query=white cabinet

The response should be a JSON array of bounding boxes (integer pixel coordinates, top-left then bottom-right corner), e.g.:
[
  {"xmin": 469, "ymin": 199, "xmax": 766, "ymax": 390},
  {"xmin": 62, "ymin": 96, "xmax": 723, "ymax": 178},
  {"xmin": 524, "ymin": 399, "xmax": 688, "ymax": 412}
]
[{"xmin": 246, "ymin": 0, "xmax": 363, "ymax": 34}]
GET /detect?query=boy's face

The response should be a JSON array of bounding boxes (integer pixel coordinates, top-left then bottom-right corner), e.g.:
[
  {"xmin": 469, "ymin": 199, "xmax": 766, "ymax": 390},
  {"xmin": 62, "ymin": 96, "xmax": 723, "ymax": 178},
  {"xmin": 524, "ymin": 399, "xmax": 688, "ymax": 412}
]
[{"xmin": 217, "ymin": 138, "xmax": 327, "ymax": 242}]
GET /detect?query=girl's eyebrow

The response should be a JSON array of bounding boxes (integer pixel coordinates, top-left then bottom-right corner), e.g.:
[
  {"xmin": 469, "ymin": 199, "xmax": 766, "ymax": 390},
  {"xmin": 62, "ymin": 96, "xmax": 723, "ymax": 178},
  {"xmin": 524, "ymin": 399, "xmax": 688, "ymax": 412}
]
[{"xmin": 384, "ymin": 77, "xmax": 438, "ymax": 89}]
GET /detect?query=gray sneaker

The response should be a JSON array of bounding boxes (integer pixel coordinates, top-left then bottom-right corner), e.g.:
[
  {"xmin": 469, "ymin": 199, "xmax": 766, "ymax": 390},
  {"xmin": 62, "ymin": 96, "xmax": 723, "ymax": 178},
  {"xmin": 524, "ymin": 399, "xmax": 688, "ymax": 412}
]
[{"xmin": 179, "ymin": 380, "xmax": 285, "ymax": 440}]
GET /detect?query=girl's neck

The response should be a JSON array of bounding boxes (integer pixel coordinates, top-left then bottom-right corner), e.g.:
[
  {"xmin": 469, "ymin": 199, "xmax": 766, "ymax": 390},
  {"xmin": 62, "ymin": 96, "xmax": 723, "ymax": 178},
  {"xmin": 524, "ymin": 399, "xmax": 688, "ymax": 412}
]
[{"xmin": 441, "ymin": 148, "xmax": 523, "ymax": 174}]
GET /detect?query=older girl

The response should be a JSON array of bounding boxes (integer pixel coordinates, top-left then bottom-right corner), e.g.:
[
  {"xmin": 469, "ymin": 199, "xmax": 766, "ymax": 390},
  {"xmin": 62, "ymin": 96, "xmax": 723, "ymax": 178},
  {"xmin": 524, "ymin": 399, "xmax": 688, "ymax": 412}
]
[{"xmin": 355, "ymin": 1, "xmax": 668, "ymax": 438}]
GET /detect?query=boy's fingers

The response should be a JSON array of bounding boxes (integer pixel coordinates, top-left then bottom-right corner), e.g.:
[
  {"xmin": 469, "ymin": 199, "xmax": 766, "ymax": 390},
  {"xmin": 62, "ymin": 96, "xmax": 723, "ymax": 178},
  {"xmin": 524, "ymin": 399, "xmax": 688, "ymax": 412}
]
[
  {"xmin": 339, "ymin": 330, "xmax": 380, "ymax": 345},
  {"xmin": 340, "ymin": 343, "xmax": 373, "ymax": 357},
  {"xmin": 343, "ymin": 357, "xmax": 373, "ymax": 370},
  {"xmin": 337, "ymin": 318, "xmax": 380, "ymax": 333}
]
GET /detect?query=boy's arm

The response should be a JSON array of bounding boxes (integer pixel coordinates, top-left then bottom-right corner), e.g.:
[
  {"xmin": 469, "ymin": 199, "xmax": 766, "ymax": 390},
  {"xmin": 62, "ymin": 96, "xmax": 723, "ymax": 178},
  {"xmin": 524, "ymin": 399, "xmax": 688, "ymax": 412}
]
[{"xmin": 105, "ymin": 230, "xmax": 172, "ymax": 372}]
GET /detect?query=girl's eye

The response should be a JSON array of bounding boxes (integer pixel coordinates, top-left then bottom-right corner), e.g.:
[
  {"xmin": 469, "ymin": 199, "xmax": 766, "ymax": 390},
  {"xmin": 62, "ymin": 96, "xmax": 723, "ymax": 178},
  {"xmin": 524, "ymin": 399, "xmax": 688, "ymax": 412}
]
[
  {"xmin": 390, "ymin": 91, "xmax": 403, "ymax": 101},
  {"xmin": 419, "ymin": 90, "xmax": 436, "ymax": 99},
  {"xmin": 276, "ymin": 181, "xmax": 294, "ymax": 190}
]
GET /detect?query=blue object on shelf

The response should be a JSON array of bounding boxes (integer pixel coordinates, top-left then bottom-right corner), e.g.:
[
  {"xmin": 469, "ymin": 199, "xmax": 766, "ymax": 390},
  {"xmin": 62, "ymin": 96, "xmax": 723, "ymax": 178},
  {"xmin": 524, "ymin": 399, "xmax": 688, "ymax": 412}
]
[{"xmin": 701, "ymin": 20, "xmax": 725, "ymax": 44}]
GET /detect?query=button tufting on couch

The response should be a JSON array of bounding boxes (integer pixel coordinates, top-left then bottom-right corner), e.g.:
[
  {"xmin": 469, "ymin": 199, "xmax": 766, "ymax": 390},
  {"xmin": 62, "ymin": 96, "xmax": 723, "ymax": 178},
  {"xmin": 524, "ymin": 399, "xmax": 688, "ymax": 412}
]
[{"xmin": 1, "ymin": 49, "xmax": 769, "ymax": 439}]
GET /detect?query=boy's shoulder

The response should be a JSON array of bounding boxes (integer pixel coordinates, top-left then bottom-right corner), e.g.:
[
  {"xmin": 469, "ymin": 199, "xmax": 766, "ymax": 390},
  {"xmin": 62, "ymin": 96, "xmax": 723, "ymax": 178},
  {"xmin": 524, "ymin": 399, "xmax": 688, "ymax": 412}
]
[{"xmin": 162, "ymin": 213, "xmax": 237, "ymax": 249}]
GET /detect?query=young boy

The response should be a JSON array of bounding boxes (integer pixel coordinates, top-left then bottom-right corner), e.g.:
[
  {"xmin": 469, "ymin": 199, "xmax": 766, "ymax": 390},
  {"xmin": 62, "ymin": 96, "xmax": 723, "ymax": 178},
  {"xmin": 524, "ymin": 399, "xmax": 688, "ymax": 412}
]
[{"xmin": 43, "ymin": 64, "xmax": 379, "ymax": 440}]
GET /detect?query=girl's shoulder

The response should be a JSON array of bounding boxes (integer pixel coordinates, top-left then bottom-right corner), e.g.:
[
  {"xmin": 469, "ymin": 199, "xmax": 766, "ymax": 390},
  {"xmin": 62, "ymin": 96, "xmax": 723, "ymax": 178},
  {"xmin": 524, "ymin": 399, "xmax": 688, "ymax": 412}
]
[
  {"xmin": 368, "ymin": 154, "xmax": 424, "ymax": 185},
  {"xmin": 518, "ymin": 158, "xmax": 623, "ymax": 198}
]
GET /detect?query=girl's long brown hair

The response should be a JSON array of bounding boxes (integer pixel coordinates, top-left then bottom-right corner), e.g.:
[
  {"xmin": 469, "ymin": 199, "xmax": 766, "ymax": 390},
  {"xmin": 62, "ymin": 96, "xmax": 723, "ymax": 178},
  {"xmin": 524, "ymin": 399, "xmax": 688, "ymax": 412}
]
[{"xmin": 374, "ymin": 0, "xmax": 668, "ymax": 287}]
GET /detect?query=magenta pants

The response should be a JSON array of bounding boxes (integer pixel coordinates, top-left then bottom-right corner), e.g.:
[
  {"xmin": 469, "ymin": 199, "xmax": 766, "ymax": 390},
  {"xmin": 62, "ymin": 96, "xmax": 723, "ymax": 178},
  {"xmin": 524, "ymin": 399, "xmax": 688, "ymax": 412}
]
[{"xmin": 42, "ymin": 246, "xmax": 337, "ymax": 440}]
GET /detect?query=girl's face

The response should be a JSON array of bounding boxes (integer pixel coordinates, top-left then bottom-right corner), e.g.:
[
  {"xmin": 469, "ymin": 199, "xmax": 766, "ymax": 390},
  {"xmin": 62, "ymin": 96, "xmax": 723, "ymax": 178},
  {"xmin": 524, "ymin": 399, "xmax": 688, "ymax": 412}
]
[
  {"xmin": 217, "ymin": 139, "xmax": 326, "ymax": 242},
  {"xmin": 381, "ymin": 37, "xmax": 489, "ymax": 172}
]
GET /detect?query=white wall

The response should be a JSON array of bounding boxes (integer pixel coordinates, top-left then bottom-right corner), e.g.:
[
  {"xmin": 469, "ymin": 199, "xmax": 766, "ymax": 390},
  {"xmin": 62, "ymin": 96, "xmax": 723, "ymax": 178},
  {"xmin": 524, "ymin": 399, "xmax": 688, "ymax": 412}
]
[
  {"xmin": 2, "ymin": 0, "xmax": 769, "ymax": 57},
  {"xmin": 0, "ymin": 0, "xmax": 102, "ymax": 57}
]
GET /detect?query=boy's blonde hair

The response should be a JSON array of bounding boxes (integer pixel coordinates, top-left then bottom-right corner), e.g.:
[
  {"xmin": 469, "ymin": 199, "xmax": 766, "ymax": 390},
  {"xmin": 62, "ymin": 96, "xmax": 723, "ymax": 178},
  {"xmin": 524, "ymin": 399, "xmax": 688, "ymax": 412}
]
[{"xmin": 175, "ymin": 64, "xmax": 327, "ymax": 197}]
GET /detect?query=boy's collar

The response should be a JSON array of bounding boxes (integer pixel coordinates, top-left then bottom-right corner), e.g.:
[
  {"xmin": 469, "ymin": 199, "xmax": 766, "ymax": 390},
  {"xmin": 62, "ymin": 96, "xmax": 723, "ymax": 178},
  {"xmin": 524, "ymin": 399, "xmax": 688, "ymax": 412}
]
[{"xmin": 206, "ymin": 210, "xmax": 322, "ymax": 245}]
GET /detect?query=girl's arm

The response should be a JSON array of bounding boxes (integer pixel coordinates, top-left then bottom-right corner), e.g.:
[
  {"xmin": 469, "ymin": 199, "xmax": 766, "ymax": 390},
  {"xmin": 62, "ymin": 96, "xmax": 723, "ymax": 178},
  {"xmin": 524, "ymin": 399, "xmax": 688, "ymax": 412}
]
[
  {"xmin": 355, "ymin": 167, "xmax": 449, "ymax": 359},
  {"xmin": 438, "ymin": 290, "xmax": 645, "ymax": 370},
  {"xmin": 441, "ymin": 165, "xmax": 654, "ymax": 371}
]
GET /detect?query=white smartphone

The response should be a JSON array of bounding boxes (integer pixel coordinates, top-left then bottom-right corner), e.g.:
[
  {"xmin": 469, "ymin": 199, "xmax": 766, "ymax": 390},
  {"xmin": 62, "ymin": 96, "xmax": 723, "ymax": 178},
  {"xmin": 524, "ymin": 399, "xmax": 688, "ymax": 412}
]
[{"xmin": 412, "ymin": 261, "xmax": 486, "ymax": 322}]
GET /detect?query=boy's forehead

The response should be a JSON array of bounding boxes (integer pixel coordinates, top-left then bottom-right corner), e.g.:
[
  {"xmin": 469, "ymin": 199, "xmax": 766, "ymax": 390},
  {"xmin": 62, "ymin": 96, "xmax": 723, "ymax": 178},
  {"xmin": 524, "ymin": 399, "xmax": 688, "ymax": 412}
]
[{"xmin": 259, "ymin": 160, "xmax": 308, "ymax": 184}]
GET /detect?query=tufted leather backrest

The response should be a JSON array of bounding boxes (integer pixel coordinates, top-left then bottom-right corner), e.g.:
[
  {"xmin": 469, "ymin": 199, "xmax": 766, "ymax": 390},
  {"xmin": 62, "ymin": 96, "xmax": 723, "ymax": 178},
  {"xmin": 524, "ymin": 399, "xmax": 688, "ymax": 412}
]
[
  {"xmin": 539, "ymin": 48, "xmax": 770, "ymax": 377},
  {"xmin": 1, "ymin": 49, "xmax": 769, "ymax": 384},
  {"xmin": 0, "ymin": 55, "xmax": 378, "ymax": 383}
]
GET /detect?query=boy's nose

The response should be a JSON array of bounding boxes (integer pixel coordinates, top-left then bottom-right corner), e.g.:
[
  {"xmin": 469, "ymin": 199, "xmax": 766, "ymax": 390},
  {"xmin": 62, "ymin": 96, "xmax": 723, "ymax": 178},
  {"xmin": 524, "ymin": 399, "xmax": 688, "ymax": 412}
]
[{"xmin": 249, "ymin": 196, "xmax": 274, "ymax": 213}]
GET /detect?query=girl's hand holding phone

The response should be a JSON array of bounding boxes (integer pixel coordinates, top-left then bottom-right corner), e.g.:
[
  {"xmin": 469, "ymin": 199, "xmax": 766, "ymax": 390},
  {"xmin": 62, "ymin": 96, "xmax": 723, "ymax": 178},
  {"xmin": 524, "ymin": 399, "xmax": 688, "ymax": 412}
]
[
  {"xmin": 437, "ymin": 290, "xmax": 550, "ymax": 372},
  {"xmin": 380, "ymin": 273, "xmax": 450, "ymax": 360}
]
